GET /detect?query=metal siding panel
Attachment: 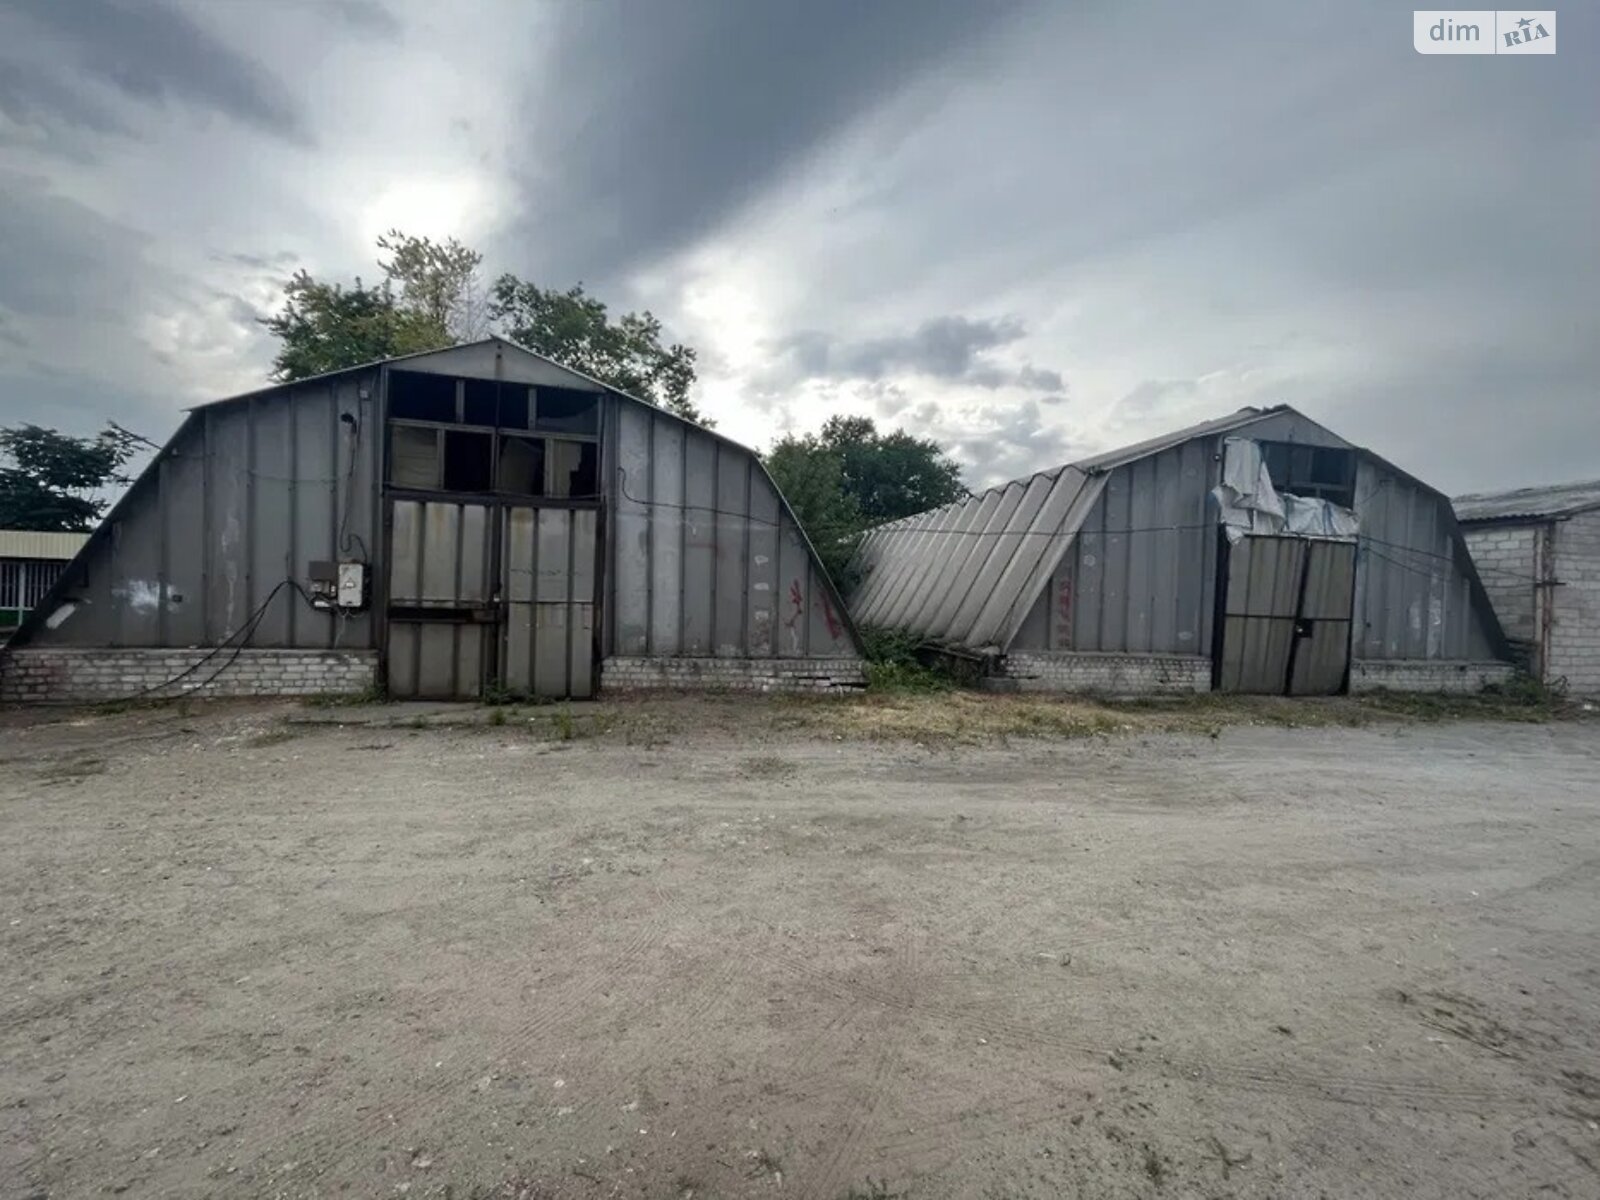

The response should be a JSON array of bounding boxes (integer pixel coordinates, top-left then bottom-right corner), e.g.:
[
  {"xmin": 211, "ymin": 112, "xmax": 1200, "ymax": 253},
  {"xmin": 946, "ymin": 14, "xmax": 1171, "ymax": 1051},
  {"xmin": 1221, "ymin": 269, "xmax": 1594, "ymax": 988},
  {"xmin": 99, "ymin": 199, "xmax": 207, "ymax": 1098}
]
[
  {"xmin": 420, "ymin": 504, "xmax": 461, "ymax": 604},
  {"xmin": 1289, "ymin": 620, "xmax": 1352, "ymax": 695},
  {"xmin": 536, "ymin": 509, "xmax": 571, "ymax": 603},
  {"xmin": 534, "ymin": 606, "xmax": 568, "ymax": 697},
  {"xmin": 1126, "ymin": 456, "xmax": 1156, "ymax": 652},
  {"xmin": 649, "ymin": 417, "xmax": 684, "ymax": 654},
  {"xmin": 204, "ymin": 404, "xmax": 250, "ymax": 640},
  {"xmin": 681, "ymin": 431, "xmax": 717, "ymax": 654},
  {"xmin": 924, "ymin": 487, "xmax": 1020, "ymax": 638},
  {"xmin": 777, "ymin": 520, "xmax": 811, "ymax": 657},
  {"xmin": 902, "ymin": 492, "xmax": 994, "ymax": 634},
  {"xmin": 865, "ymin": 507, "xmax": 948, "ymax": 628},
  {"xmin": 388, "ymin": 623, "xmax": 419, "ymax": 696},
  {"xmin": 1099, "ymin": 469, "xmax": 1132, "ymax": 651},
  {"xmin": 569, "ymin": 604, "xmax": 595, "ymax": 696},
  {"xmin": 1072, "ymin": 492, "xmax": 1107, "ymax": 651},
  {"xmin": 292, "ymin": 389, "xmax": 337, "ymax": 648},
  {"xmin": 613, "ymin": 401, "xmax": 652, "ymax": 655},
  {"xmin": 1011, "ymin": 585, "xmax": 1050, "ymax": 650},
  {"xmin": 976, "ymin": 470, "xmax": 1099, "ymax": 651},
  {"xmin": 251, "ymin": 396, "xmax": 294, "ymax": 645},
  {"xmin": 747, "ymin": 468, "xmax": 780, "ymax": 656},
  {"xmin": 712, "ymin": 442, "xmax": 746, "ymax": 656},
  {"xmin": 878, "ymin": 499, "xmax": 966, "ymax": 630},
  {"xmin": 948, "ymin": 476, "xmax": 1054, "ymax": 647},
  {"xmin": 806, "ymin": 559, "xmax": 852, "ymax": 655},
  {"xmin": 161, "ymin": 423, "xmax": 207, "ymax": 645},
  {"xmin": 1175, "ymin": 438, "xmax": 1211, "ymax": 654}
]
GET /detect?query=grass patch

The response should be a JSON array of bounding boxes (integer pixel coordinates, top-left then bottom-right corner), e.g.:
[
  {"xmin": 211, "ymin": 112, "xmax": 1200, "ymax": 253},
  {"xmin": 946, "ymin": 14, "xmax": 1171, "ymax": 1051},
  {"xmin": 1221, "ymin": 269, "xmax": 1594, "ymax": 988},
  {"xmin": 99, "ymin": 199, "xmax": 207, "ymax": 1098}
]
[
  {"xmin": 301, "ymin": 684, "xmax": 386, "ymax": 708},
  {"xmin": 858, "ymin": 627, "xmax": 958, "ymax": 694}
]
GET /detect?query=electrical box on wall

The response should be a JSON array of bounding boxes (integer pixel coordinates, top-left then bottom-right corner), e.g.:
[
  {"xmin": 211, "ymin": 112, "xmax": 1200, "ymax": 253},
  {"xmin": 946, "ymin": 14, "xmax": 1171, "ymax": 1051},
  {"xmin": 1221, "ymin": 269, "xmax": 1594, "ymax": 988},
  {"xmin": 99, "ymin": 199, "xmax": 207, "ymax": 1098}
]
[
  {"xmin": 337, "ymin": 562, "xmax": 366, "ymax": 609},
  {"xmin": 307, "ymin": 560, "xmax": 368, "ymax": 611}
]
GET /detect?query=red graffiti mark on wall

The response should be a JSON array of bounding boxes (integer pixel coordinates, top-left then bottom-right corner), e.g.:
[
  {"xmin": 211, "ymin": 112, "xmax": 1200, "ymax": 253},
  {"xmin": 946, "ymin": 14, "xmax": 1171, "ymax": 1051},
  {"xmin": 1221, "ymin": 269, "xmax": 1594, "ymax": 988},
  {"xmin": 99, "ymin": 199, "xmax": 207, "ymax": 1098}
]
[
  {"xmin": 783, "ymin": 578, "xmax": 805, "ymax": 631},
  {"xmin": 819, "ymin": 591, "xmax": 844, "ymax": 640},
  {"xmin": 1056, "ymin": 578, "xmax": 1073, "ymax": 649}
]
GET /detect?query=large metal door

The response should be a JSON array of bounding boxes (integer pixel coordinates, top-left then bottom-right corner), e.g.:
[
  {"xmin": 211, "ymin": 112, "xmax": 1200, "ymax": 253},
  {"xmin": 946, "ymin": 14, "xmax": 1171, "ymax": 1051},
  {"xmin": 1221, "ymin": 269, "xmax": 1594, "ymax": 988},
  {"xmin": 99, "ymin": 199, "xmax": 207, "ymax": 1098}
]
[
  {"xmin": 1217, "ymin": 535, "xmax": 1355, "ymax": 695},
  {"xmin": 386, "ymin": 499, "xmax": 496, "ymax": 699},
  {"xmin": 501, "ymin": 506, "xmax": 597, "ymax": 699},
  {"xmin": 1287, "ymin": 538, "xmax": 1357, "ymax": 695}
]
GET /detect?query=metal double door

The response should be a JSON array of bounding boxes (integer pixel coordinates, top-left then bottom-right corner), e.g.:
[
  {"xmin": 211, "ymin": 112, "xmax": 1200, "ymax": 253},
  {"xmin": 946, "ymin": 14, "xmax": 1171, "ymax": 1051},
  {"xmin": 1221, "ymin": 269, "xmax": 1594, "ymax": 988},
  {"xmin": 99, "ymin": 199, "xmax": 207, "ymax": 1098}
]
[
  {"xmin": 1217, "ymin": 535, "xmax": 1356, "ymax": 695},
  {"xmin": 386, "ymin": 499, "xmax": 596, "ymax": 699}
]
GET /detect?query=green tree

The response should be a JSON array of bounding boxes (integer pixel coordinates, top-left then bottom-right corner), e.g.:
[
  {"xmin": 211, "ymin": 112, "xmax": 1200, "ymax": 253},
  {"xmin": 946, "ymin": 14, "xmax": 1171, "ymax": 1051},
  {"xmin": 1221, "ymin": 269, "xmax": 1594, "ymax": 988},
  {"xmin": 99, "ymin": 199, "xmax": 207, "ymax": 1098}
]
[
  {"xmin": 0, "ymin": 424, "xmax": 141, "ymax": 532},
  {"xmin": 488, "ymin": 277, "xmax": 707, "ymax": 425},
  {"xmin": 764, "ymin": 436, "xmax": 864, "ymax": 585},
  {"xmin": 376, "ymin": 229, "xmax": 487, "ymax": 342},
  {"xmin": 764, "ymin": 417, "xmax": 967, "ymax": 588},
  {"xmin": 818, "ymin": 415, "xmax": 967, "ymax": 522},
  {"xmin": 262, "ymin": 271, "xmax": 448, "ymax": 382}
]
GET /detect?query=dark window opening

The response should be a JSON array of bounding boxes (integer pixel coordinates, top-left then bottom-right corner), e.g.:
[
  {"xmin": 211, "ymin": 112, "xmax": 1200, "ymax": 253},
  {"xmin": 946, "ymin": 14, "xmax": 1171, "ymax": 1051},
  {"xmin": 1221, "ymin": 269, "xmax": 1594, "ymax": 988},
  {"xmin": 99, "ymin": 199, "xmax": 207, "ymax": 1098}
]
[
  {"xmin": 388, "ymin": 371, "xmax": 457, "ymax": 422},
  {"xmin": 498, "ymin": 386, "xmax": 532, "ymax": 430},
  {"xmin": 535, "ymin": 388, "xmax": 600, "ymax": 435},
  {"xmin": 462, "ymin": 378, "xmax": 499, "ymax": 427},
  {"xmin": 1259, "ymin": 441, "xmax": 1356, "ymax": 507},
  {"xmin": 547, "ymin": 439, "xmax": 599, "ymax": 498},
  {"xmin": 442, "ymin": 430, "xmax": 494, "ymax": 491},
  {"xmin": 497, "ymin": 436, "xmax": 546, "ymax": 496}
]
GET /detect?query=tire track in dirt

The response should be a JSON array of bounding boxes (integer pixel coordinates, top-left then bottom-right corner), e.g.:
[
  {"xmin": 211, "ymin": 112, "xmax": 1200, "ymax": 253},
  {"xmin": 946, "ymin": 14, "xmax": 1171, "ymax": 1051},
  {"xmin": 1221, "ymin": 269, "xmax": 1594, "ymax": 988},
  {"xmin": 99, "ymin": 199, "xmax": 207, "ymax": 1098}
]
[
  {"xmin": 262, "ymin": 909, "xmax": 669, "ymax": 1188},
  {"xmin": 801, "ymin": 931, "xmax": 920, "ymax": 1200},
  {"xmin": 741, "ymin": 935, "xmax": 1536, "ymax": 1116}
]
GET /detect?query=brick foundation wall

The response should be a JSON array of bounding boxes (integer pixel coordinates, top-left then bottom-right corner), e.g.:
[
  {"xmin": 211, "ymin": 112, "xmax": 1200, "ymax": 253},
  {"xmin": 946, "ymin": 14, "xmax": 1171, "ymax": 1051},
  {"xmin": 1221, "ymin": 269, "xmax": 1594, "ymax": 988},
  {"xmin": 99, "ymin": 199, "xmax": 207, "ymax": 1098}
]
[
  {"xmin": 986, "ymin": 652, "xmax": 1212, "ymax": 695},
  {"xmin": 1549, "ymin": 509, "xmax": 1600, "ymax": 696},
  {"xmin": 1348, "ymin": 659, "xmax": 1514, "ymax": 694},
  {"xmin": 601, "ymin": 656, "xmax": 865, "ymax": 694},
  {"xmin": 0, "ymin": 647, "xmax": 378, "ymax": 704}
]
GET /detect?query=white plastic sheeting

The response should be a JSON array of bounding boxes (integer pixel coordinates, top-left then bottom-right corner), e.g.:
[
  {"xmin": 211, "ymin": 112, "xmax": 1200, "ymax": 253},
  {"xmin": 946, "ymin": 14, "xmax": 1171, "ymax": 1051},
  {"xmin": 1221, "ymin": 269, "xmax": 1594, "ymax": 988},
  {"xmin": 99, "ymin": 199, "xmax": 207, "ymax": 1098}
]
[{"xmin": 1213, "ymin": 438, "xmax": 1357, "ymax": 544}]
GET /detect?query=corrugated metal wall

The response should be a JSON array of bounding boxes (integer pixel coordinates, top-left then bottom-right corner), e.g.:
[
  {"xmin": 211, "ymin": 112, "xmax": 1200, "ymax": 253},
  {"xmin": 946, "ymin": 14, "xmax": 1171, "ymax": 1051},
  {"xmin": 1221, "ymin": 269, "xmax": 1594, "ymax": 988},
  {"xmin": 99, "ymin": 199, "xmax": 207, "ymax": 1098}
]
[
  {"xmin": 605, "ymin": 399, "xmax": 856, "ymax": 659},
  {"xmin": 20, "ymin": 373, "xmax": 381, "ymax": 649},
  {"xmin": 1010, "ymin": 438, "xmax": 1216, "ymax": 655},
  {"xmin": 1353, "ymin": 459, "xmax": 1499, "ymax": 660}
]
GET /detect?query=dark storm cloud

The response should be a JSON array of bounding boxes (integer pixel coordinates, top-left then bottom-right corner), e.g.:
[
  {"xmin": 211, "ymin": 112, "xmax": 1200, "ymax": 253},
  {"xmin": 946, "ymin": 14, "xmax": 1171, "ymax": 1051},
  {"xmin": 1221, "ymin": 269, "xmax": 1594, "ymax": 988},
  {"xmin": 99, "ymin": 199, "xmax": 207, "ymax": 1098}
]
[
  {"xmin": 314, "ymin": 0, "xmax": 402, "ymax": 38},
  {"xmin": 503, "ymin": 0, "xmax": 1030, "ymax": 283},
  {"xmin": 1, "ymin": 0, "xmax": 305, "ymax": 142},
  {"xmin": 0, "ymin": 60, "xmax": 133, "ymax": 140},
  {"xmin": 951, "ymin": 399, "xmax": 1084, "ymax": 488},
  {"xmin": 0, "ymin": 172, "xmax": 154, "ymax": 321},
  {"xmin": 765, "ymin": 315, "xmax": 1064, "ymax": 392}
]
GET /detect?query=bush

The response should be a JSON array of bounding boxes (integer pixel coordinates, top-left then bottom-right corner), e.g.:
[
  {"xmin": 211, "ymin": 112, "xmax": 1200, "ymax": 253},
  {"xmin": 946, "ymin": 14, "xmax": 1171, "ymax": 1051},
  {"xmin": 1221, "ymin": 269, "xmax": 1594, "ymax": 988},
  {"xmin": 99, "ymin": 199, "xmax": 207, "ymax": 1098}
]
[{"xmin": 858, "ymin": 627, "xmax": 955, "ymax": 693}]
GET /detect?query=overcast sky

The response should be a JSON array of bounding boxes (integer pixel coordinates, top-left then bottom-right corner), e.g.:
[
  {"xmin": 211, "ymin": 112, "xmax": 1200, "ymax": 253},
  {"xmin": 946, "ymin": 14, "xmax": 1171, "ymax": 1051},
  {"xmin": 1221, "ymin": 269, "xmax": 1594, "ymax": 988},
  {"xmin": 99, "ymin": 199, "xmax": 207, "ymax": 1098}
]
[{"xmin": 0, "ymin": 0, "xmax": 1594, "ymax": 494}]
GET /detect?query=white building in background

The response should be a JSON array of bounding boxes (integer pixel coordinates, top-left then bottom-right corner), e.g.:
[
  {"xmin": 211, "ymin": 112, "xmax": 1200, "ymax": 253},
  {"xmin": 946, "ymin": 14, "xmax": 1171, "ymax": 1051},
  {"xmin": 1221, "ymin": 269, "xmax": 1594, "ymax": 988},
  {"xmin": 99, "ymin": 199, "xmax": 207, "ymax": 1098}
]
[
  {"xmin": 1455, "ymin": 480, "xmax": 1600, "ymax": 697},
  {"xmin": 0, "ymin": 531, "xmax": 88, "ymax": 643}
]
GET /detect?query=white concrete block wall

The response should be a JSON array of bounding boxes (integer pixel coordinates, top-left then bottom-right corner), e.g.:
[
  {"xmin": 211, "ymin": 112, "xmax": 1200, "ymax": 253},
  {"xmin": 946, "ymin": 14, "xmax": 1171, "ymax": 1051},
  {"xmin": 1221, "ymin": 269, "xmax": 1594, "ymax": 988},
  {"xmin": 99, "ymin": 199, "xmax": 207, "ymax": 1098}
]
[
  {"xmin": 1461, "ymin": 524, "xmax": 1540, "ymax": 644},
  {"xmin": 0, "ymin": 648, "xmax": 377, "ymax": 703},
  {"xmin": 1549, "ymin": 509, "xmax": 1600, "ymax": 696},
  {"xmin": 988, "ymin": 652, "xmax": 1212, "ymax": 695},
  {"xmin": 601, "ymin": 656, "xmax": 866, "ymax": 694},
  {"xmin": 1348, "ymin": 660, "xmax": 1514, "ymax": 693}
]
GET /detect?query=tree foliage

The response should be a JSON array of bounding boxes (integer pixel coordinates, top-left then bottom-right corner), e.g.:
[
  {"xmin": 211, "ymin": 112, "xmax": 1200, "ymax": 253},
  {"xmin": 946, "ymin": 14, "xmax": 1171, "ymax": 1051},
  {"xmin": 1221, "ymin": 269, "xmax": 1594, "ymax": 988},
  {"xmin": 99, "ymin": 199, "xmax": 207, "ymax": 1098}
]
[
  {"xmin": 488, "ymin": 278, "xmax": 705, "ymax": 424},
  {"xmin": 376, "ymin": 229, "xmax": 488, "ymax": 342},
  {"xmin": 260, "ymin": 232, "xmax": 706, "ymax": 423},
  {"xmin": 765, "ymin": 415, "xmax": 967, "ymax": 587},
  {"xmin": 262, "ymin": 271, "xmax": 447, "ymax": 382},
  {"xmin": 0, "ymin": 424, "xmax": 142, "ymax": 532}
]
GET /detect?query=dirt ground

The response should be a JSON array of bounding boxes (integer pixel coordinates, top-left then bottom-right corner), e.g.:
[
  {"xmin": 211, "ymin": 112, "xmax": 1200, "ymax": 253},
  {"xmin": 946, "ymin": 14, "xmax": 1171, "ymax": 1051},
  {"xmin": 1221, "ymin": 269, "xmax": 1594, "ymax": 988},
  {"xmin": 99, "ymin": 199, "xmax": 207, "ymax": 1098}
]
[{"xmin": 2, "ymin": 697, "xmax": 1598, "ymax": 1199}]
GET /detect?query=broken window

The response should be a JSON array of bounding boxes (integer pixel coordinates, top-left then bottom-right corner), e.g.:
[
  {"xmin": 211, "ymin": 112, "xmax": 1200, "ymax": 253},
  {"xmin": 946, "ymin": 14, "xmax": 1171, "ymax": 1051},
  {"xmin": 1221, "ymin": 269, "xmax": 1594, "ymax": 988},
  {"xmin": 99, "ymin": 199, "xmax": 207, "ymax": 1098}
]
[
  {"xmin": 462, "ymin": 379, "xmax": 499, "ymax": 427},
  {"xmin": 497, "ymin": 436, "xmax": 546, "ymax": 496},
  {"xmin": 546, "ymin": 439, "xmax": 598, "ymax": 498},
  {"xmin": 442, "ymin": 430, "xmax": 493, "ymax": 492},
  {"xmin": 1259, "ymin": 442, "xmax": 1356, "ymax": 507},
  {"xmin": 388, "ymin": 371, "xmax": 457, "ymax": 422},
  {"xmin": 535, "ymin": 388, "xmax": 600, "ymax": 436}
]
